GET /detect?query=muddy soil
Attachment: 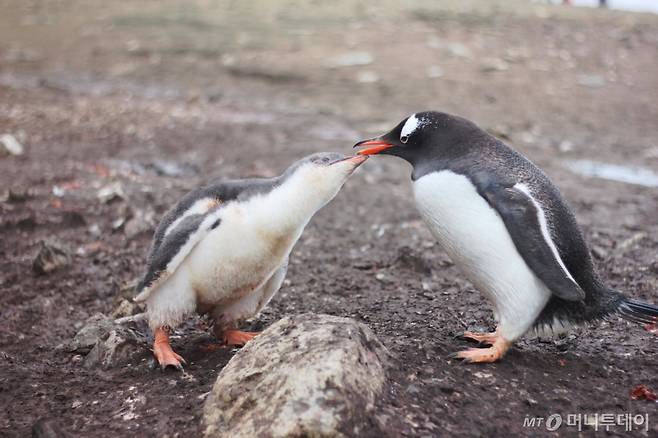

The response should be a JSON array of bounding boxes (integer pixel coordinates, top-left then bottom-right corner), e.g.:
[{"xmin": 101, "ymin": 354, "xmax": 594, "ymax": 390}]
[{"xmin": 1, "ymin": 1, "xmax": 657, "ymax": 436}]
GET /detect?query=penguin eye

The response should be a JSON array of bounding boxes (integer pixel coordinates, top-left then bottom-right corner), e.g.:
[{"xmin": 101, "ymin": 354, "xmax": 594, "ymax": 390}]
[{"xmin": 400, "ymin": 135, "xmax": 409, "ymax": 144}]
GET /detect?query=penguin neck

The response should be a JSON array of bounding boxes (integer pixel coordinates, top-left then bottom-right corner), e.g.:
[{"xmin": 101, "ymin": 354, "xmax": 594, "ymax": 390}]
[
  {"xmin": 255, "ymin": 170, "xmax": 327, "ymax": 235},
  {"xmin": 393, "ymin": 149, "xmax": 450, "ymax": 181},
  {"xmin": 404, "ymin": 146, "xmax": 477, "ymax": 181},
  {"xmin": 410, "ymin": 156, "xmax": 449, "ymax": 181}
]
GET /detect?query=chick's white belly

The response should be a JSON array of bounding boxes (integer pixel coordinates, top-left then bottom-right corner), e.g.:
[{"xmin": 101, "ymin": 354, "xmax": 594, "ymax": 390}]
[
  {"xmin": 413, "ymin": 171, "xmax": 551, "ymax": 339},
  {"xmin": 186, "ymin": 225, "xmax": 290, "ymax": 307}
]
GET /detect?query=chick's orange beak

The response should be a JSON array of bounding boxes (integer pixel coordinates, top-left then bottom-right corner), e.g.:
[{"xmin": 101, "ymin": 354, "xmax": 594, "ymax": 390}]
[{"xmin": 354, "ymin": 139, "xmax": 394, "ymax": 156}]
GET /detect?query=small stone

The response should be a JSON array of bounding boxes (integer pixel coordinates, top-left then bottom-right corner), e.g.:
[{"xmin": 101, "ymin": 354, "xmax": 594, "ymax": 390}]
[
  {"xmin": 327, "ymin": 51, "xmax": 373, "ymax": 68},
  {"xmin": 111, "ymin": 217, "xmax": 126, "ymax": 230},
  {"xmin": 356, "ymin": 71, "xmax": 379, "ymax": 83},
  {"xmin": 557, "ymin": 140, "xmax": 574, "ymax": 153},
  {"xmin": 97, "ymin": 182, "xmax": 126, "ymax": 203},
  {"xmin": 446, "ymin": 43, "xmax": 471, "ymax": 59},
  {"xmin": 577, "ymin": 74, "xmax": 606, "ymax": 89},
  {"xmin": 146, "ymin": 160, "xmax": 198, "ymax": 177},
  {"xmin": 615, "ymin": 232, "xmax": 648, "ymax": 255},
  {"xmin": 71, "ymin": 400, "xmax": 82, "ymax": 409},
  {"xmin": 32, "ymin": 240, "xmax": 71, "ymax": 275},
  {"xmin": 2, "ymin": 188, "xmax": 36, "ymax": 203},
  {"xmin": 88, "ymin": 223, "xmax": 102, "ymax": 236},
  {"xmin": 66, "ymin": 313, "xmax": 149, "ymax": 369},
  {"xmin": 124, "ymin": 209, "xmax": 156, "ymax": 238},
  {"xmin": 66, "ymin": 314, "xmax": 115, "ymax": 354},
  {"xmin": 480, "ymin": 58, "xmax": 509, "ymax": 73},
  {"xmin": 525, "ymin": 397, "xmax": 539, "ymax": 406},
  {"xmin": 473, "ymin": 371, "xmax": 493, "ymax": 379},
  {"xmin": 591, "ymin": 245, "xmax": 609, "ymax": 260},
  {"xmin": 52, "ymin": 186, "xmax": 65, "ymax": 197},
  {"xmin": 110, "ymin": 299, "xmax": 141, "ymax": 319},
  {"xmin": 406, "ymin": 384, "xmax": 421, "ymax": 394},
  {"xmin": 84, "ymin": 326, "xmax": 149, "ymax": 370},
  {"xmin": 119, "ymin": 279, "xmax": 139, "ymax": 300},
  {"xmin": 0, "ymin": 133, "xmax": 25, "ymax": 156},
  {"xmin": 426, "ymin": 66, "xmax": 444, "ymax": 78},
  {"xmin": 394, "ymin": 247, "xmax": 432, "ymax": 275}
]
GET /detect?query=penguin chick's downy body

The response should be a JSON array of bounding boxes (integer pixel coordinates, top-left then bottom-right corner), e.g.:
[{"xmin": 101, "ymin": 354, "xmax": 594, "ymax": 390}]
[
  {"xmin": 135, "ymin": 152, "xmax": 367, "ymax": 369},
  {"xmin": 355, "ymin": 111, "xmax": 657, "ymax": 363}
]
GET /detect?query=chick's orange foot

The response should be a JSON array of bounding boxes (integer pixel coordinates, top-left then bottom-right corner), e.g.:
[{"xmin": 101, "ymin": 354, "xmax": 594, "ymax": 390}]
[
  {"xmin": 153, "ymin": 327, "xmax": 187, "ymax": 371},
  {"xmin": 222, "ymin": 329, "xmax": 260, "ymax": 346}
]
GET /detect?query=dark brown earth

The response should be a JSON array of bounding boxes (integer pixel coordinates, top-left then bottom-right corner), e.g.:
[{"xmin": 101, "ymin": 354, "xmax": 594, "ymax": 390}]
[{"xmin": 1, "ymin": 1, "xmax": 657, "ymax": 436}]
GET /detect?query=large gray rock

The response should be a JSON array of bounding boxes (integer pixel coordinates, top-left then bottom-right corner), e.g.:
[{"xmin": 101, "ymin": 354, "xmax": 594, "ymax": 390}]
[{"xmin": 203, "ymin": 313, "xmax": 390, "ymax": 438}]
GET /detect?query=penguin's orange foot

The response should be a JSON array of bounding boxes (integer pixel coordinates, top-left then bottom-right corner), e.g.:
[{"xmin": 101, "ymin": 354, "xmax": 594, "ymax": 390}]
[
  {"xmin": 449, "ymin": 337, "xmax": 511, "ymax": 364},
  {"xmin": 460, "ymin": 331, "xmax": 499, "ymax": 346},
  {"xmin": 222, "ymin": 330, "xmax": 259, "ymax": 347},
  {"xmin": 153, "ymin": 327, "xmax": 187, "ymax": 371}
]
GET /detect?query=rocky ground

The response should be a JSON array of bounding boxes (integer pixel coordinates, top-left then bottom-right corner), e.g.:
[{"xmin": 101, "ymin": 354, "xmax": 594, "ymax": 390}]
[{"xmin": 1, "ymin": 0, "xmax": 657, "ymax": 436}]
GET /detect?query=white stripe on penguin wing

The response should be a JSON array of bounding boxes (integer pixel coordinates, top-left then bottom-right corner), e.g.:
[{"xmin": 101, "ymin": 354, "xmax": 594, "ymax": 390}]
[
  {"xmin": 513, "ymin": 183, "xmax": 578, "ymax": 285},
  {"xmin": 164, "ymin": 209, "xmax": 223, "ymax": 274},
  {"xmin": 164, "ymin": 197, "xmax": 221, "ymax": 237},
  {"xmin": 134, "ymin": 209, "xmax": 223, "ymax": 302}
]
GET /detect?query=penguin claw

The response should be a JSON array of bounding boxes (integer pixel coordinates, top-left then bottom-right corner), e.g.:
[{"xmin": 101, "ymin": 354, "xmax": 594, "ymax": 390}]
[
  {"xmin": 449, "ymin": 337, "xmax": 512, "ymax": 364},
  {"xmin": 161, "ymin": 361, "xmax": 184, "ymax": 372},
  {"xmin": 449, "ymin": 347, "xmax": 499, "ymax": 363},
  {"xmin": 459, "ymin": 331, "xmax": 499, "ymax": 346},
  {"xmin": 156, "ymin": 350, "xmax": 187, "ymax": 371}
]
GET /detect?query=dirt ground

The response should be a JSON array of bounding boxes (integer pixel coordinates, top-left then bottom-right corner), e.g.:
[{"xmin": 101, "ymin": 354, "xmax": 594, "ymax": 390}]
[{"xmin": 1, "ymin": 0, "xmax": 657, "ymax": 436}]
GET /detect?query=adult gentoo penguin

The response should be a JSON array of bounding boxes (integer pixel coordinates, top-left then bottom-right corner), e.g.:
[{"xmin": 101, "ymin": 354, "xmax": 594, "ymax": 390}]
[
  {"xmin": 355, "ymin": 111, "xmax": 658, "ymax": 363},
  {"xmin": 134, "ymin": 152, "xmax": 367, "ymax": 370}
]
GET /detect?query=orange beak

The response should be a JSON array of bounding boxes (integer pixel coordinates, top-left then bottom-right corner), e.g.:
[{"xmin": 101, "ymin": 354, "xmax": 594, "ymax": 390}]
[{"xmin": 354, "ymin": 139, "xmax": 394, "ymax": 156}]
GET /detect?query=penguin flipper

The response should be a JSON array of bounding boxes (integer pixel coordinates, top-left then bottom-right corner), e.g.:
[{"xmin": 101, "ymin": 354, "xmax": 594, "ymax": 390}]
[
  {"xmin": 135, "ymin": 207, "xmax": 223, "ymax": 302},
  {"xmin": 478, "ymin": 183, "xmax": 586, "ymax": 302}
]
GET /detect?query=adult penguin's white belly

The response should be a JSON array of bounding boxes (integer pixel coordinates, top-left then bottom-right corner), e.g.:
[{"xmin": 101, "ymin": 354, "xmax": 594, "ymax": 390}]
[{"xmin": 413, "ymin": 170, "xmax": 551, "ymax": 340}]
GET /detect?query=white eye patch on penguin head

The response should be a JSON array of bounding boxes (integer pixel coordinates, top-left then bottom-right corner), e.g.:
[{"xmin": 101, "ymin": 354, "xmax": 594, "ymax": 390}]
[{"xmin": 399, "ymin": 113, "xmax": 428, "ymax": 144}]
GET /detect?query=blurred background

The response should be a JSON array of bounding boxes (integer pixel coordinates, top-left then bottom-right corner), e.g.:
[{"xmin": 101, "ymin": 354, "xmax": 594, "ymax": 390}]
[
  {"xmin": 1, "ymin": 1, "xmax": 657, "ymax": 437},
  {"xmin": 2, "ymin": 0, "xmax": 658, "ymax": 174}
]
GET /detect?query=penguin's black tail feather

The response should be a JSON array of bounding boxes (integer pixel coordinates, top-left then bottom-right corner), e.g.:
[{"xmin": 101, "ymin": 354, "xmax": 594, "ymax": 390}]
[{"xmin": 618, "ymin": 299, "xmax": 658, "ymax": 325}]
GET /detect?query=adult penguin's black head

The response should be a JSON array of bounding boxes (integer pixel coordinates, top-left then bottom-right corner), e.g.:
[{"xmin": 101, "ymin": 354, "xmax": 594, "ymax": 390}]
[{"xmin": 354, "ymin": 111, "xmax": 487, "ymax": 167}]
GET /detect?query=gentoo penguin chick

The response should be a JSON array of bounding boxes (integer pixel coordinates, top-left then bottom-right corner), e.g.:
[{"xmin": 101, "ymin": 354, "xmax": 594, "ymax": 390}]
[
  {"xmin": 355, "ymin": 111, "xmax": 658, "ymax": 363},
  {"xmin": 134, "ymin": 152, "xmax": 367, "ymax": 370}
]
